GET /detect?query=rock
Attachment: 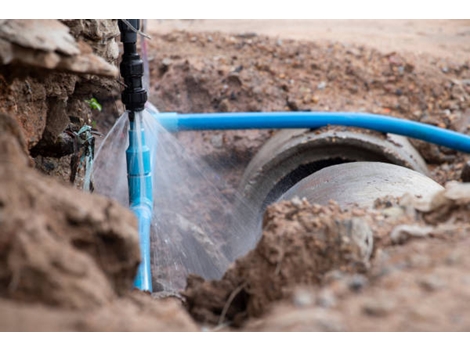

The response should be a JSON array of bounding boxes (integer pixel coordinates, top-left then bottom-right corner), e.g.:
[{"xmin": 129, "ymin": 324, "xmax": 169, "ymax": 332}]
[
  {"xmin": 218, "ymin": 98, "xmax": 231, "ymax": 112},
  {"xmin": 0, "ymin": 20, "xmax": 117, "ymax": 77},
  {"xmin": 382, "ymin": 206, "xmax": 405, "ymax": 219},
  {"xmin": 418, "ymin": 275, "xmax": 446, "ymax": 292},
  {"xmin": 445, "ymin": 250, "xmax": 463, "ymax": 266},
  {"xmin": 62, "ymin": 20, "xmax": 120, "ymax": 65},
  {"xmin": 210, "ymin": 134, "xmax": 223, "ymax": 148},
  {"xmin": 317, "ymin": 81, "xmax": 327, "ymax": 90},
  {"xmin": 36, "ymin": 98, "xmax": 69, "ymax": 145},
  {"xmin": 236, "ymin": 32, "xmax": 257, "ymax": 39},
  {"xmin": 227, "ymin": 72, "xmax": 242, "ymax": 86},
  {"xmin": 291, "ymin": 288, "xmax": 315, "ymax": 307},
  {"xmin": 0, "ymin": 19, "xmax": 79, "ymax": 55},
  {"xmin": 390, "ymin": 224, "xmax": 434, "ymax": 244},
  {"xmin": 362, "ymin": 298, "xmax": 395, "ymax": 317},
  {"xmin": 286, "ymin": 97, "xmax": 300, "ymax": 111},
  {"xmin": 57, "ymin": 43, "xmax": 118, "ymax": 77},
  {"xmin": 316, "ymin": 289, "xmax": 337, "ymax": 308},
  {"xmin": 348, "ymin": 274, "xmax": 368, "ymax": 292},
  {"xmin": 162, "ymin": 57, "xmax": 173, "ymax": 67},
  {"xmin": 0, "ymin": 19, "xmax": 121, "ymax": 182}
]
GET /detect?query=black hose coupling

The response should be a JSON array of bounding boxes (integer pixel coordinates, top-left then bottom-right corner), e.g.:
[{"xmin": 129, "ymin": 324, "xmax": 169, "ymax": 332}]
[{"xmin": 118, "ymin": 19, "xmax": 147, "ymax": 117}]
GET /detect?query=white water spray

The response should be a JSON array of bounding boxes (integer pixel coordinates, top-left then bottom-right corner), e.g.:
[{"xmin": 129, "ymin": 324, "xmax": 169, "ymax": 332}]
[{"xmin": 92, "ymin": 106, "xmax": 257, "ymax": 292}]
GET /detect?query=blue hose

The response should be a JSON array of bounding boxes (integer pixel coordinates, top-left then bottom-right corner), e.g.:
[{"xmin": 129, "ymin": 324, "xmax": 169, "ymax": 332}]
[
  {"xmin": 154, "ymin": 111, "xmax": 470, "ymax": 153},
  {"xmin": 130, "ymin": 205, "xmax": 153, "ymax": 290},
  {"xmin": 127, "ymin": 118, "xmax": 153, "ymax": 291}
]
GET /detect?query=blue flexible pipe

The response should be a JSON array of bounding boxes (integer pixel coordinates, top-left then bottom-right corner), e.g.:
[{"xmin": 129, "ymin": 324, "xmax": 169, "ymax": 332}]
[
  {"xmin": 154, "ymin": 111, "xmax": 470, "ymax": 153},
  {"xmin": 130, "ymin": 205, "xmax": 152, "ymax": 290},
  {"xmin": 127, "ymin": 118, "xmax": 153, "ymax": 291}
]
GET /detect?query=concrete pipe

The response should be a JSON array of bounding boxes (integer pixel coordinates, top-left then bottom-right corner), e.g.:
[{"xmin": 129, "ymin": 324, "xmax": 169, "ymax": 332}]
[
  {"xmin": 229, "ymin": 127, "xmax": 435, "ymax": 260},
  {"xmin": 280, "ymin": 162, "xmax": 444, "ymax": 209}
]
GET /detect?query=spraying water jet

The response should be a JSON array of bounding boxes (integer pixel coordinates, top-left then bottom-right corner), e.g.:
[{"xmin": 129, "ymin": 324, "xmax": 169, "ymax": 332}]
[{"xmin": 96, "ymin": 21, "xmax": 470, "ymax": 293}]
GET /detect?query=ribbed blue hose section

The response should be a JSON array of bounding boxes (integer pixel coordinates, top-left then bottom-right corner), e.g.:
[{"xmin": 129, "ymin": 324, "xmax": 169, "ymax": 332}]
[{"xmin": 154, "ymin": 111, "xmax": 470, "ymax": 153}]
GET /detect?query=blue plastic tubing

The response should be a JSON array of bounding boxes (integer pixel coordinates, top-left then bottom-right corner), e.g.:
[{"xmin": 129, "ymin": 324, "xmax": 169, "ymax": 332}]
[
  {"xmin": 127, "ymin": 119, "xmax": 153, "ymax": 291},
  {"xmin": 154, "ymin": 111, "xmax": 470, "ymax": 154}
]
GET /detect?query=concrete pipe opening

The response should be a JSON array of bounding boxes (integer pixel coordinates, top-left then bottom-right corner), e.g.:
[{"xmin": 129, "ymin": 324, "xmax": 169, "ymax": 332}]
[{"xmin": 229, "ymin": 127, "xmax": 442, "ymax": 260}]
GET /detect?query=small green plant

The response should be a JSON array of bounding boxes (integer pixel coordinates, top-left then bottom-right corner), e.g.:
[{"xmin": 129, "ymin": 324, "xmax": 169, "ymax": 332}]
[{"xmin": 85, "ymin": 97, "xmax": 102, "ymax": 112}]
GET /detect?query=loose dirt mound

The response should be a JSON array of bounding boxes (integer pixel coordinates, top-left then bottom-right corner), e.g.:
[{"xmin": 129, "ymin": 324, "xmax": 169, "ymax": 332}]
[
  {"xmin": 0, "ymin": 114, "xmax": 139, "ymax": 307},
  {"xmin": 183, "ymin": 199, "xmax": 374, "ymax": 325},
  {"xmin": 183, "ymin": 183, "xmax": 470, "ymax": 330},
  {"xmin": 147, "ymin": 30, "xmax": 470, "ymax": 191},
  {"xmin": 0, "ymin": 114, "xmax": 197, "ymax": 331}
]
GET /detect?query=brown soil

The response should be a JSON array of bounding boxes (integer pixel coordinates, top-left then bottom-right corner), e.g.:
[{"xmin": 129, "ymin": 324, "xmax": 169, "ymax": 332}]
[
  {"xmin": 149, "ymin": 20, "xmax": 470, "ymax": 62},
  {"xmin": 2, "ymin": 19, "xmax": 470, "ymax": 332},
  {"xmin": 183, "ymin": 184, "xmax": 470, "ymax": 330},
  {"xmin": 146, "ymin": 27, "xmax": 470, "ymax": 189},
  {"xmin": 0, "ymin": 113, "xmax": 197, "ymax": 331}
]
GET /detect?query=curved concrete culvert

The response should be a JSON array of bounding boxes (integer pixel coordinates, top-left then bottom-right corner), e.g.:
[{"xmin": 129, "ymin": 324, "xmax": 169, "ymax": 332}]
[
  {"xmin": 280, "ymin": 162, "xmax": 444, "ymax": 209},
  {"xmin": 239, "ymin": 128, "xmax": 429, "ymax": 211},
  {"xmin": 229, "ymin": 127, "xmax": 433, "ymax": 260}
]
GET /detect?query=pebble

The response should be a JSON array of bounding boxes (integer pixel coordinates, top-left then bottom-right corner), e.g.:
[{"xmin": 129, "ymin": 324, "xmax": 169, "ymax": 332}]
[
  {"xmin": 362, "ymin": 298, "xmax": 395, "ymax": 317},
  {"xmin": 236, "ymin": 32, "xmax": 257, "ymax": 39},
  {"xmin": 418, "ymin": 274, "xmax": 446, "ymax": 292},
  {"xmin": 382, "ymin": 207, "xmax": 404, "ymax": 219},
  {"xmin": 390, "ymin": 224, "xmax": 433, "ymax": 244},
  {"xmin": 210, "ymin": 134, "xmax": 223, "ymax": 148},
  {"xmin": 323, "ymin": 270, "xmax": 345, "ymax": 284},
  {"xmin": 290, "ymin": 196, "xmax": 303, "ymax": 207},
  {"xmin": 445, "ymin": 250, "xmax": 462, "ymax": 266},
  {"xmin": 161, "ymin": 58, "xmax": 173, "ymax": 67},
  {"xmin": 292, "ymin": 288, "xmax": 315, "ymax": 307},
  {"xmin": 317, "ymin": 81, "xmax": 327, "ymax": 90},
  {"xmin": 315, "ymin": 315, "xmax": 345, "ymax": 332},
  {"xmin": 316, "ymin": 289, "xmax": 337, "ymax": 308},
  {"xmin": 42, "ymin": 159, "xmax": 57, "ymax": 172},
  {"xmin": 218, "ymin": 98, "xmax": 231, "ymax": 112},
  {"xmin": 348, "ymin": 274, "xmax": 368, "ymax": 292},
  {"xmin": 302, "ymin": 95, "xmax": 312, "ymax": 104}
]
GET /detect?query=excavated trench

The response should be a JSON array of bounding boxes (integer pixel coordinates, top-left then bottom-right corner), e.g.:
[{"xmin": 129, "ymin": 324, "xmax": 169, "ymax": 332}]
[{"xmin": 1, "ymin": 20, "xmax": 470, "ymax": 332}]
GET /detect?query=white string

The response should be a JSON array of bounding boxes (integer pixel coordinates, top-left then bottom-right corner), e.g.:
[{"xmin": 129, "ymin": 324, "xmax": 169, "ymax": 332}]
[{"xmin": 120, "ymin": 19, "xmax": 152, "ymax": 40}]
